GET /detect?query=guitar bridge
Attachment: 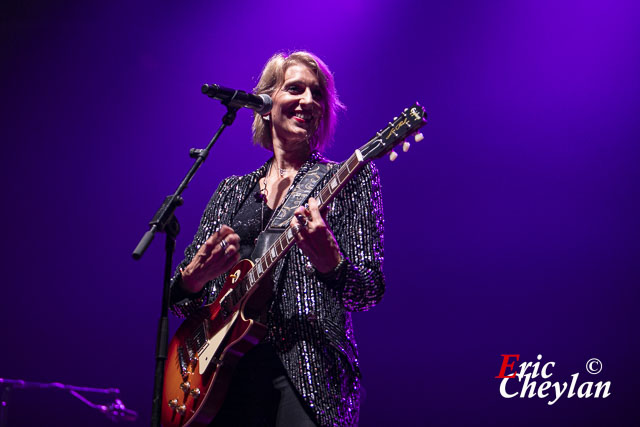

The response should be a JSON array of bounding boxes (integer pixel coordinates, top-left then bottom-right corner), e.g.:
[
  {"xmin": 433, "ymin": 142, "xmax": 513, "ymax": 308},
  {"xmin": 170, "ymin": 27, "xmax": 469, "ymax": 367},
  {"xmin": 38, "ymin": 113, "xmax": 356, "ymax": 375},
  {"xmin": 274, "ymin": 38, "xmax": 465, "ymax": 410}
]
[{"xmin": 177, "ymin": 321, "xmax": 210, "ymax": 377}]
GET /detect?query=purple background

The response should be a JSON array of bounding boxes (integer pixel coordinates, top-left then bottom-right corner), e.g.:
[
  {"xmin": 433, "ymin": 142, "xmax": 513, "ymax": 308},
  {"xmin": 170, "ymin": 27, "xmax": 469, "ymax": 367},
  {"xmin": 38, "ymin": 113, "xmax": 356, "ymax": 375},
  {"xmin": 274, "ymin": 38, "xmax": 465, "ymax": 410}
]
[{"xmin": 2, "ymin": 1, "xmax": 639, "ymax": 425}]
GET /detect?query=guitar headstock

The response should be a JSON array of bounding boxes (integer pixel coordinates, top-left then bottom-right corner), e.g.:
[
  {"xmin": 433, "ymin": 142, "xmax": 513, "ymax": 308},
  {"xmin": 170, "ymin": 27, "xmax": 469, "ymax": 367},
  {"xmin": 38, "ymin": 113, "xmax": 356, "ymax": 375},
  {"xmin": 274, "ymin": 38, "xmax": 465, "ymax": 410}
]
[{"xmin": 358, "ymin": 103, "xmax": 427, "ymax": 162}]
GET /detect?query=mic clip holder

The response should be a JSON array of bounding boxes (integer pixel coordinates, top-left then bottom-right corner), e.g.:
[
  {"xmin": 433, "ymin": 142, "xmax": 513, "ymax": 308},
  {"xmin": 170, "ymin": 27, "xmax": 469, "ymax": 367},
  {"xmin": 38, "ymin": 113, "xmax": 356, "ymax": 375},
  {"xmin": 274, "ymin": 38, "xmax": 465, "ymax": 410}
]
[{"xmin": 189, "ymin": 148, "xmax": 204, "ymax": 159}]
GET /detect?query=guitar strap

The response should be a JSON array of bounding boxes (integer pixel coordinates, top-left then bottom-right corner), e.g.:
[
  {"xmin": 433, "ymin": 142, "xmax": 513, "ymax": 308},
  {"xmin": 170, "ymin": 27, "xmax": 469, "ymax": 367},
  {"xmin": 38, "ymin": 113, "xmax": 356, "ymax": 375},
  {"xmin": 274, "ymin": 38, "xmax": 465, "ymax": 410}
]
[{"xmin": 250, "ymin": 161, "xmax": 335, "ymax": 261}]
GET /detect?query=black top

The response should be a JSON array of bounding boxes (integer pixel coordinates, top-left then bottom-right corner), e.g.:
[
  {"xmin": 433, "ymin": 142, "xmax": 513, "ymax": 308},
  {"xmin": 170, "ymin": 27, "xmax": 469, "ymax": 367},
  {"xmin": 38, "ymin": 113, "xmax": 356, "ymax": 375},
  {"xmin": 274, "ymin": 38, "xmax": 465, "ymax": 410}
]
[
  {"xmin": 214, "ymin": 176, "xmax": 291, "ymax": 425},
  {"xmin": 231, "ymin": 179, "xmax": 274, "ymax": 260}
]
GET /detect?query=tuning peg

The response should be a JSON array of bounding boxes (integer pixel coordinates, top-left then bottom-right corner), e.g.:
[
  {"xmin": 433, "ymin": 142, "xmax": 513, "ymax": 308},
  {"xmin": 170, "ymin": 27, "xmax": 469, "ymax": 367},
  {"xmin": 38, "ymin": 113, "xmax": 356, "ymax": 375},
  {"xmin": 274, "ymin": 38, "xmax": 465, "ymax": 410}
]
[
  {"xmin": 402, "ymin": 142, "xmax": 410, "ymax": 152},
  {"xmin": 393, "ymin": 116, "xmax": 398, "ymax": 120},
  {"xmin": 389, "ymin": 151, "xmax": 398, "ymax": 161},
  {"xmin": 414, "ymin": 132, "xmax": 424, "ymax": 142}
]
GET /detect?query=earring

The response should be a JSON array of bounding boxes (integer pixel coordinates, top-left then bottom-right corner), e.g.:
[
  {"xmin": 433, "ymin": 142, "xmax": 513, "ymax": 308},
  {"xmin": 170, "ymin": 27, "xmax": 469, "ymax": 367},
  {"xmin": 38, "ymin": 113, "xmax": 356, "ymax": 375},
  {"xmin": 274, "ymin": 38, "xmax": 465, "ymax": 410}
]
[{"xmin": 263, "ymin": 115, "xmax": 270, "ymax": 121}]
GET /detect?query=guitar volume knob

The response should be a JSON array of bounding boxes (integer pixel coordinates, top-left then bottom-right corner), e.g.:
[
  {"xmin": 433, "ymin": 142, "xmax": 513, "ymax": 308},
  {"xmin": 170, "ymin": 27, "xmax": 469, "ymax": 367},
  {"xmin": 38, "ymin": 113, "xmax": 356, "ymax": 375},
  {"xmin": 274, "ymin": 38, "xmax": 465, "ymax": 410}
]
[
  {"xmin": 168, "ymin": 399, "xmax": 178, "ymax": 409},
  {"xmin": 176, "ymin": 405, "xmax": 187, "ymax": 415},
  {"xmin": 180, "ymin": 381, "xmax": 191, "ymax": 392},
  {"xmin": 190, "ymin": 388, "xmax": 201, "ymax": 398}
]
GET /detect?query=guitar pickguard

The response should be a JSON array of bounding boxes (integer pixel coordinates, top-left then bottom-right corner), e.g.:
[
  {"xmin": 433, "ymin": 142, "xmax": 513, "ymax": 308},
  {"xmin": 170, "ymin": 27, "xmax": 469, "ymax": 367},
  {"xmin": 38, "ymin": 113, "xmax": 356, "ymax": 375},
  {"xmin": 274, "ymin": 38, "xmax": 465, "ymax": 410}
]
[{"xmin": 198, "ymin": 311, "xmax": 239, "ymax": 375}]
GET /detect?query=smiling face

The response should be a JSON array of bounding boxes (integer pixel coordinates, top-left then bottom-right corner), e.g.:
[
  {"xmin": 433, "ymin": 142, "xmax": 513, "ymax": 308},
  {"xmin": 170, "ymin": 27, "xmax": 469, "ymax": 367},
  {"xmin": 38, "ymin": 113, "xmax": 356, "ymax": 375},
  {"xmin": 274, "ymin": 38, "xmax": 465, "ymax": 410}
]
[{"xmin": 269, "ymin": 63, "xmax": 325, "ymax": 150}]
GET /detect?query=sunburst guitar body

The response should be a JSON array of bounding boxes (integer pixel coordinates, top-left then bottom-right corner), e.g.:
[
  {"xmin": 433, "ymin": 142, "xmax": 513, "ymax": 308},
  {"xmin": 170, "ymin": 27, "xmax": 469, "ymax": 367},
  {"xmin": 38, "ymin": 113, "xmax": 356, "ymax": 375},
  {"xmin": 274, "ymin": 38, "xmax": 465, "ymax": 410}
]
[{"xmin": 161, "ymin": 259, "xmax": 271, "ymax": 427}]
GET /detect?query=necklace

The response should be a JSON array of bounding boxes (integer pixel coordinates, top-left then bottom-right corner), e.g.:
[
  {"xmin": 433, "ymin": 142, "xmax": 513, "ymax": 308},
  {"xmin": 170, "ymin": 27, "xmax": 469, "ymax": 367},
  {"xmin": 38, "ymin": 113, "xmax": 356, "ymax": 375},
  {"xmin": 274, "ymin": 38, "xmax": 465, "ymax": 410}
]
[
  {"xmin": 277, "ymin": 164, "xmax": 295, "ymax": 177},
  {"xmin": 259, "ymin": 163, "xmax": 271, "ymax": 231},
  {"xmin": 258, "ymin": 159, "xmax": 298, "ymax": 230},
  {"xmin": 274, "ymin": 156, "xmax": 298, "ymax": 177}
]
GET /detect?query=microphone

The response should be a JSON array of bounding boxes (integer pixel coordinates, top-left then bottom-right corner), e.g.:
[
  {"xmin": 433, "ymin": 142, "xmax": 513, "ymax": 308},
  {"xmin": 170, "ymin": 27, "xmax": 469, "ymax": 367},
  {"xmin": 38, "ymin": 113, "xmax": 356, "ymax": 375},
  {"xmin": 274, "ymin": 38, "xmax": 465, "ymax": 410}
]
[{"xmin": 201, "ymin": 84, "xmax": 272, "ymax": 115}]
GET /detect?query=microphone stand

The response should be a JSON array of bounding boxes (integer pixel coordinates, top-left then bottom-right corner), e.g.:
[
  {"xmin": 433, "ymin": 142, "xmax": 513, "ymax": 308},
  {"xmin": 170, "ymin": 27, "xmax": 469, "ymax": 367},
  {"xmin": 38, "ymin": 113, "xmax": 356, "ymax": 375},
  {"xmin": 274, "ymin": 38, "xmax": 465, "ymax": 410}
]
[
  {"xmin": 132, "ymin": 102, "xmax": 240, "ymax": 427},
  {"xmin": 0, "ymin": 378, "xmax": 137, "ymax": 425}
]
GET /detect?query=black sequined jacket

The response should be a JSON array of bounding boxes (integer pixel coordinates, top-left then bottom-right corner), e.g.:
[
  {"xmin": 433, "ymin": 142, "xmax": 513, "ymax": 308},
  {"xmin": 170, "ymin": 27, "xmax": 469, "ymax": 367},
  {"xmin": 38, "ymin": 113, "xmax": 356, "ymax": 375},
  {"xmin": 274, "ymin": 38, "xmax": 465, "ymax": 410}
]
[{"xmin": 170, "ymin": 151, "xmax": 385, "ymax": 426}]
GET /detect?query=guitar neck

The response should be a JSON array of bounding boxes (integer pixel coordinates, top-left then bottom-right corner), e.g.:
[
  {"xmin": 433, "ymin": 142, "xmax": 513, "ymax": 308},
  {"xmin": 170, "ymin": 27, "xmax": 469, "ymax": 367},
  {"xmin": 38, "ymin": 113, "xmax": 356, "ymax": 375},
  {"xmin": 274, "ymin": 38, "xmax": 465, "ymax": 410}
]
[
  {"xmin": 226, "ymin": 151, "xmax": 365, "ymax": 304},
  {"xmin": 314, "ymin": 151, "xmax": 363, "ymax": 211}
]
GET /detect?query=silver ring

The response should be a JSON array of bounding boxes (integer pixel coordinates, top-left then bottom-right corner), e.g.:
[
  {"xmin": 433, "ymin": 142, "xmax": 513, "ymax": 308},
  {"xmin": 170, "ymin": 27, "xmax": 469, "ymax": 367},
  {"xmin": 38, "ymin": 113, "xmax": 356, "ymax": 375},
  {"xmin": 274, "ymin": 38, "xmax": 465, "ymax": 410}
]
[
  {"xmin": 296, "ymin": 214, "xmax": 309, "ymax": 228},
  {"xmin": 220, "ymin": 239, "xmax": 228, "ymax": 251},
  {"xmin": 292, "ymin": 224, "xmax": 301, "ymax": 235}
]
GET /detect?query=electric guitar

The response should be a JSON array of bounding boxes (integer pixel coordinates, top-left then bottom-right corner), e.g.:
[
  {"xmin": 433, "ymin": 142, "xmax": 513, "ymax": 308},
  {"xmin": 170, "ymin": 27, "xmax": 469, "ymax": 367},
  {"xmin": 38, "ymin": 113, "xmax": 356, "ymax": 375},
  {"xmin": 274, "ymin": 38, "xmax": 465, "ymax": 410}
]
[{"xmin": 161, "ymin": 103, "xmax": 427, "ymax": 427}]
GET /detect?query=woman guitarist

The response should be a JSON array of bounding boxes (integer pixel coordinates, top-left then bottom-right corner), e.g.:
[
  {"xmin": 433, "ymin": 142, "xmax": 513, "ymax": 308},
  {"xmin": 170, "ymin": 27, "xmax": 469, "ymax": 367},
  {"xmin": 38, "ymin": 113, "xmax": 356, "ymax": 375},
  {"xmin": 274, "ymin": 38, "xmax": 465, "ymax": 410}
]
[{"xmin": 170, "ymin": 51, "xmax": 385, "ymax": 427}]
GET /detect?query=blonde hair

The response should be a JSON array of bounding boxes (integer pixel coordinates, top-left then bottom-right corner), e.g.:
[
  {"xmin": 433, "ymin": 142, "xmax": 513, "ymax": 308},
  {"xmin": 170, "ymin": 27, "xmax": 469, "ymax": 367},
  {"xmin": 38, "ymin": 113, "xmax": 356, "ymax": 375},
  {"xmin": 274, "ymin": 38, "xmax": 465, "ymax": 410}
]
[{"xmin": 252, "ymin": 51, "xmax": 345, "ymax": 151}]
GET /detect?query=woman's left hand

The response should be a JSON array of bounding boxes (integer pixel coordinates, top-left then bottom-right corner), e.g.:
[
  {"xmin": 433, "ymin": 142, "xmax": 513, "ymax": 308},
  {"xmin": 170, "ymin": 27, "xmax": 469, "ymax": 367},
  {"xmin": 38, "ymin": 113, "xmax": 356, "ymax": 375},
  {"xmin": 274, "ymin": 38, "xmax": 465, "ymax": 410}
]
[{"xmin": 290, "ymin": 197, "xmax": 342, "ymax": 273}]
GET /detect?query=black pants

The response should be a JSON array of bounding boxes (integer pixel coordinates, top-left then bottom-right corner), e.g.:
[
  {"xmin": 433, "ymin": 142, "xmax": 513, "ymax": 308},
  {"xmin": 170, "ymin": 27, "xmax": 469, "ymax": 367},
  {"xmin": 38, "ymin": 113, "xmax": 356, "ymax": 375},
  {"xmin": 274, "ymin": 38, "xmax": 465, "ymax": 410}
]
[{"xmin": 209, "ymin": 344, "xmax": 318, "ymax": 427}]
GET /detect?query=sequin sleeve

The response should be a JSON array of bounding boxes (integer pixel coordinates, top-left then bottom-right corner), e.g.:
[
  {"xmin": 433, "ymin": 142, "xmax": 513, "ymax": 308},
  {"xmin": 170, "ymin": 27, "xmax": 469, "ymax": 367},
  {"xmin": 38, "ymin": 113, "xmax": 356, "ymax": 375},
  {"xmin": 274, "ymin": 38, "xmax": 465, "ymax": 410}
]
[
  {"xmin": 326, "ymin": 162, "xmax": 385, "ymax": 312},
  {"xmin": 169, "ymin": 176, "xmax": 239, "ymax": 318}
]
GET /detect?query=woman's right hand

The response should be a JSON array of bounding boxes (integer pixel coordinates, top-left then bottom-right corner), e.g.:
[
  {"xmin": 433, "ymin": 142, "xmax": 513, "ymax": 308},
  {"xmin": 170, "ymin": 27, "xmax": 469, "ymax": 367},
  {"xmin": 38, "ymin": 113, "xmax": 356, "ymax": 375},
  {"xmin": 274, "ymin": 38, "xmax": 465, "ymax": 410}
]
[{"xmin": 180, "ymin": 225, "xmax": 241, "ymax": 293}]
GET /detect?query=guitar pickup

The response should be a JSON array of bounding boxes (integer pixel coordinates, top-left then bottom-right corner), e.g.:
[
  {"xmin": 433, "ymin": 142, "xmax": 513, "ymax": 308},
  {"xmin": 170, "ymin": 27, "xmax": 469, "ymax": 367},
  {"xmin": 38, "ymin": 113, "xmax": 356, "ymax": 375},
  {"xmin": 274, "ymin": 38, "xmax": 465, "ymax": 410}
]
[{"xmin": 177, "ymin": 346, "xmax": 189, "ymax": 376}]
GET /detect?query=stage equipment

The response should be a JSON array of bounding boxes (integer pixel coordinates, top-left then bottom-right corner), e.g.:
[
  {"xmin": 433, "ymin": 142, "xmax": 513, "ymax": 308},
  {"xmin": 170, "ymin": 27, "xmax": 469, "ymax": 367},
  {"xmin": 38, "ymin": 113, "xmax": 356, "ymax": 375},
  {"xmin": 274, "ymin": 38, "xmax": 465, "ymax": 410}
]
[
  {"xmin": 0, "ymin": 378, "xmax": 137, "ymax": 426},
  {"xmin": 132, "ymin": 82, "xmax": 263, "ymax": 427},
  {"xmin": 201, "ymin": 84, "xmax": 272, "ymax": 115}
]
